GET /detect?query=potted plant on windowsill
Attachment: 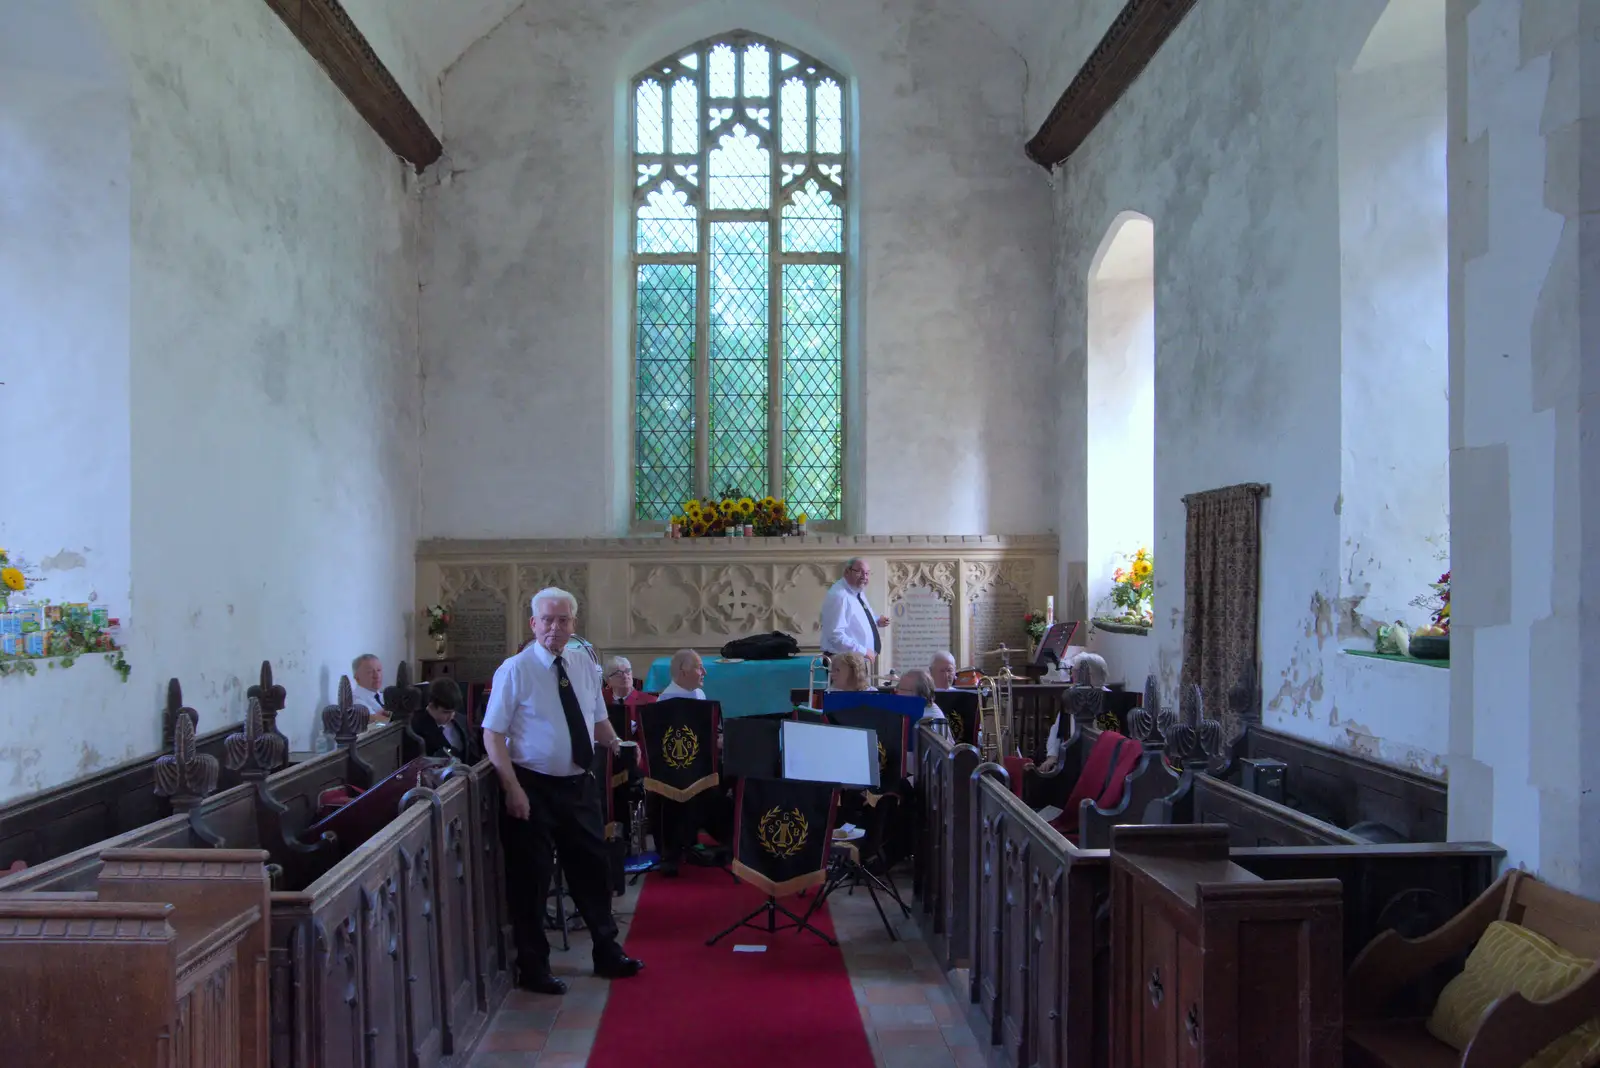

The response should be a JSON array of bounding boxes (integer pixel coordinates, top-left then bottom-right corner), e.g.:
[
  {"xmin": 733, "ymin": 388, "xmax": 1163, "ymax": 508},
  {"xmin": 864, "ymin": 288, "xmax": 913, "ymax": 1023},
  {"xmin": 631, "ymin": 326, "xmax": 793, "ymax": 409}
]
[
  {"xmin": 1407, "ymin": 570, "xmax": 1449, "ymax": 659},
  {"xmin": 425, "ymin": 604, "xmax": 451, "ymax": 658},
  {"xmin": 1091, "ymin": 547, "xmax": 1154, "ymax": 635}
]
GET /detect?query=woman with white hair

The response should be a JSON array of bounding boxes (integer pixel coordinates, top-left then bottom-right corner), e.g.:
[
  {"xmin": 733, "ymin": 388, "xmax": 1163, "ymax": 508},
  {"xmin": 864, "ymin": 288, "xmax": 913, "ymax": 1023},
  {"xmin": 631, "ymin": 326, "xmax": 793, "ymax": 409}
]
[{"xmin": 1038, "ymin": 653, "xmax": 1110, "ymax": 774}]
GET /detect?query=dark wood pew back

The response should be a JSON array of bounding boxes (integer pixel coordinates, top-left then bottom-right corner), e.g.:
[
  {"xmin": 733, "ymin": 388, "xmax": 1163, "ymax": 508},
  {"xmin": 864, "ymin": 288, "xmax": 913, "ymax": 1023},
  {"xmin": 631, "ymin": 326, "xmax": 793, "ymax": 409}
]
[
  {"xmin": 0, "ymin": 718, "xmax": 242, "ymax": 871},
  {"xmin": 914, "ymin": 723, "xmax": 981, "ymax": 972},
  {"xmin": 956, "ymin": 765, "xmax": 1504, "ymax": 1068},
  {"xmin": 1238, "ymin": 725, "xmax": 1448, "ymax": 841},
  {"xmin": 1176, "ymin": 772, "xmax": 1368, "ymax": 847}
]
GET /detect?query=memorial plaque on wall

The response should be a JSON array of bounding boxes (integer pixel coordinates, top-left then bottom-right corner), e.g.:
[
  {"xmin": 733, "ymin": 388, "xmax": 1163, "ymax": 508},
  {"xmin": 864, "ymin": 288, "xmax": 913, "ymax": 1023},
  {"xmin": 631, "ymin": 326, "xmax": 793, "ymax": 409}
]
[
  {"xmin": 892, "ymin": 584, "xmax": 952, "ymax": 674},
  {"xmin": 970, "ymin": 583, "xmax": 1030, "ymax": 668},
  {"xmin": 450, "ymin": 587, "xmax": 509, "ymax": 685}
]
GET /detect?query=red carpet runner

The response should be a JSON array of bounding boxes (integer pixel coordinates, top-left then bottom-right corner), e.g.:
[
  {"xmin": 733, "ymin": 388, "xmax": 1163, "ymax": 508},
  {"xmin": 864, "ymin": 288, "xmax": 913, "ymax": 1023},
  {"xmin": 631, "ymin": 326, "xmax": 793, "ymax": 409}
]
[{"xmin": 587, "ymin": 866, "xmax": 875, "ymax": 1068}]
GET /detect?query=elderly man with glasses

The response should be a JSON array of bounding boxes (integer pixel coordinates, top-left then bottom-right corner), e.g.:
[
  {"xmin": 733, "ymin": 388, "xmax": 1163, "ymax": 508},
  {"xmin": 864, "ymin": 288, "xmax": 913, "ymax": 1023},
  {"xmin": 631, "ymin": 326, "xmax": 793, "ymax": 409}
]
[{"xmin": 820, "ymin": 556, "xmax": 890, "ymax": 662}]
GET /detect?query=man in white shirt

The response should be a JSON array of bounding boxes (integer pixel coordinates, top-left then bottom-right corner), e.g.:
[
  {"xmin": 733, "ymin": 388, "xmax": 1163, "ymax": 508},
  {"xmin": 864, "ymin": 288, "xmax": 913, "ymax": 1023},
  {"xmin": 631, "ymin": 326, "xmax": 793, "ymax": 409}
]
[
  {"xmin": 482, "ymin": 587, "xmax": 642, "ymax": 994},
  {"xmin": 350, "ymin": 654, "xmax": 389, "ymax": 724},
  {"xmin": 820, "ymin": 557, "xmax": 889, "ymax": 661},
  {"xmin": 657, "ymin": 649, "xmax": 707, "ymax": 700}
]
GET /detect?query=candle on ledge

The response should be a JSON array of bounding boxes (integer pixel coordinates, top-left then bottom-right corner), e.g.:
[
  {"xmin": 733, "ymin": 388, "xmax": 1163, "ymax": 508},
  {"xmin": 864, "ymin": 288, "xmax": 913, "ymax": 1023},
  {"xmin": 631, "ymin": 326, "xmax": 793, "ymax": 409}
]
[{"xmin": 1046, "ymin": 595, "xmax": 1055, "ymax": 625}]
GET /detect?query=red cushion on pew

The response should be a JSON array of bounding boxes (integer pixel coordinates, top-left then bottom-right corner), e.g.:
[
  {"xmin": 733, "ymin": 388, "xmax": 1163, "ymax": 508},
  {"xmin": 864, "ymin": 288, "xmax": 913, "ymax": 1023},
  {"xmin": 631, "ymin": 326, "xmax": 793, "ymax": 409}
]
[
  {"xmin": 5, "ymin": 860, "xmax": 25, "ymax": 874},
  {"xmin": 1062, "ymin": 730, "xmax": 1143, "ymax": 817},
  {"xmin": 1002, "ymin": 755, "xmax": 1033, "ymax": 798},
  {"xmin": 317, "ymin": 785, "xmax": 363, "ymax": 816}
]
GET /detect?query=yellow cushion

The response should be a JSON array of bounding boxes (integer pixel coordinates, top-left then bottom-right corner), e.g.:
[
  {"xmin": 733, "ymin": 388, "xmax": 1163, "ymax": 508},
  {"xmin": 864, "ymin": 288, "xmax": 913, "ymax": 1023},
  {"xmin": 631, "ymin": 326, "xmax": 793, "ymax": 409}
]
[
  {"xmin": 1426, "ymin": 920, "xmax": 1592, "ymax": 1050},
  {"xmin": 1524, "ymin": 1021, "xmax": 1600, "ymax": 1068}
]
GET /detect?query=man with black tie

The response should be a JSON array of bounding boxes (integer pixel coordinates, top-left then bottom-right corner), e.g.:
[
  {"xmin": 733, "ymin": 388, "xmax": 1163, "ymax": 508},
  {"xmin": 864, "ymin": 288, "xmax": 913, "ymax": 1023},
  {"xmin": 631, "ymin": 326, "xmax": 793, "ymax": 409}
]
[
  {"xmin": 410, "ymin": 678, "xmax": 479, "ymax": 763},
  {"xmin": 482, "ymin": 587, "xmax": 643, "ymax": 995},
  {"xmin": 820, "ymin": 557, "xmax": 889, "ymax": 662}
]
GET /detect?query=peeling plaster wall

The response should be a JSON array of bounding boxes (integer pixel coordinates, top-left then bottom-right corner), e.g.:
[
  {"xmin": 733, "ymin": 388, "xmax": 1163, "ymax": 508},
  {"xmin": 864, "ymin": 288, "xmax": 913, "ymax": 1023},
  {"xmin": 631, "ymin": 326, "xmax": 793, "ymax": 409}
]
[
  {"xmin": 1051, "ymin": 0, "xmax": 1454, "ymax": 776},
  {"xmin": 1446, "ymin": 0, "xmax": 1596, "ymax": 892},
  {"xmin": 421, "ymin": 0, "xmax": 1056, "ymax": 538},
  {"xmin": 0, "ymin": 59, "xmax": 132, "ymax": 615},
  {"xmin": 1337, "ymin": 17, "xmax": 1450, "ymax": 635},
  {"xmin": 0, "ymin": 0, "xmax": 422, "ymax": 803}
]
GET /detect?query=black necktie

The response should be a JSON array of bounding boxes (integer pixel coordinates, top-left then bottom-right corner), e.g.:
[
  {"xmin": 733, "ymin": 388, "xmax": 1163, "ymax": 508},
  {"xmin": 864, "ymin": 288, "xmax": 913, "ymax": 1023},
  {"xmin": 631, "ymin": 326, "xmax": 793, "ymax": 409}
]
[
  {"xmin": 857, "ymin": 592, "xmax": 882, "ymax": 655},
  {"xmin": 552, "ymin": 655, "xmax": 595, "ymax": 770}
]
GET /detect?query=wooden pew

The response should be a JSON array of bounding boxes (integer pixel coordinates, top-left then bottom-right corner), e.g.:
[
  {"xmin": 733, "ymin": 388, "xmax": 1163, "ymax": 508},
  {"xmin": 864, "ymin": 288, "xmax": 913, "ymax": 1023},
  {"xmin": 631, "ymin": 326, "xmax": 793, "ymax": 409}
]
[
  {"xmin": 913, "ymin": 723, "xmax": 980, "ymax": 972},
  {"xmin": 0, "ymin": 846, "xmax": 273, "ymax": 1068},
  {"xmin": 1018, "ymin": 722, "xmax": 1187, "ymax": 848},
  {"xmin": 949, "ymin": 762, "xmax": 1504, "ymax": 1068},
  {"xmin": 0, "ymin": 733, "xmax": 510, "ymax": 1068}
]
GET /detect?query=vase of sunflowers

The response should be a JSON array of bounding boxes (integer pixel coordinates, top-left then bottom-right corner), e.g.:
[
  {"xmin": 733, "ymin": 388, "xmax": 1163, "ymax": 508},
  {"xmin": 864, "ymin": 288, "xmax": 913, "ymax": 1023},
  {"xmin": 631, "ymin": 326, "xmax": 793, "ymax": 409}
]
[
  {"xmin": 0, "ymin": 547, "xmax": 38, "ymax": 612},
  {"xmin": 1093, "ymin": 547, "xmax": 1154, "ymax": 631},
  {"xmin": 673, "ymin": 488, "xmax": 806, "ymax": 538}
]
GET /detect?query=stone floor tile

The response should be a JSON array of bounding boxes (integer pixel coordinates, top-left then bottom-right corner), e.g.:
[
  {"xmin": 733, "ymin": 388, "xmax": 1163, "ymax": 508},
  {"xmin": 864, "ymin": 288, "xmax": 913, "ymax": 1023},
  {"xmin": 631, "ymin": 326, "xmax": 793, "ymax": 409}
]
[
  {"xmin": 862, "ymin": 983, "xmax": 928, "ymax": 1005},
  {"xmin": 534, "ymin": 1055, "xmax": 589, "ymax": 1068},
  {"xmin": 476, "ymin": 1029, "xmax": 547, "ymax": 1053},
  {"xmin": 941, "ymin": 1024, "xmax": 978, "ymax": 1047},
  {"xmin": 542, "ymin": 1027, "xmax": 598, "ymax": 1054},
  {"xmin": 873, "ymin": 1025, "xmax": 948, "ymax": 1048},
  {"xmin": 467, "ymin": 1052, "xmax": 541, "ymax": 1067},
  {"xmin": 553, "ymin": 1007, "xmax": 604, "ymax": 1029},
  {"xmin": 882, "ymin": 1046, "xmax": 957, "ymax": 1068},
  {"xmin": 490, "ymin": 1009, "xmax": 558, "ymax": 1032},
  {"xmin": 952, "ymin": 1046, "xmax": 988, "ymax": 1068},
  {"xmin": 867, "ymin": 1003, "xmax": 937, "ymax": 1027}
]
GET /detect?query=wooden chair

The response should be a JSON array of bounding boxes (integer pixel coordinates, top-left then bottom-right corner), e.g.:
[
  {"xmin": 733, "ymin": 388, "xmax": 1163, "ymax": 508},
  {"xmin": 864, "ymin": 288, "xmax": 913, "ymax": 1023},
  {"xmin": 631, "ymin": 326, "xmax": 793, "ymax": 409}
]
[{"xmin": 1345, "ymin": 868, "xmax": 1600, "ymax": 1068}]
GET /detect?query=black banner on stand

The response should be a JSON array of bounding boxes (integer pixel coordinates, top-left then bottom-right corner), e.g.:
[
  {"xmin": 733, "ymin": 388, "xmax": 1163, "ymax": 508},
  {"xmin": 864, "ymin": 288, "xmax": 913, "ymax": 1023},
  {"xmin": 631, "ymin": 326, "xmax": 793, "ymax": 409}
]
[
  {"xmin": 730, "ymin": 776, "xmax": 838, "ymax": 898},
  {"xmin": 637, "ymin": 698, "xmax": 720, "ymax": 802},
  {"xmin": 825, "ymin": 705, "xmax": 912, "ymax": 784},
  {"xmin": 933, "ymin": 690, "xmax": 980, "ymax": 748}
]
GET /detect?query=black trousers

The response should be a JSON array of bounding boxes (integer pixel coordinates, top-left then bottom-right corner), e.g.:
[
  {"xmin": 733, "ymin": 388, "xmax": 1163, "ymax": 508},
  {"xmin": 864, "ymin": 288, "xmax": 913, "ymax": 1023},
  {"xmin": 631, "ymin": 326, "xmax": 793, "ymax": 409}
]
[{"xmin": 500, "ymin": 765, "xmax": 620, "ymax": 973}]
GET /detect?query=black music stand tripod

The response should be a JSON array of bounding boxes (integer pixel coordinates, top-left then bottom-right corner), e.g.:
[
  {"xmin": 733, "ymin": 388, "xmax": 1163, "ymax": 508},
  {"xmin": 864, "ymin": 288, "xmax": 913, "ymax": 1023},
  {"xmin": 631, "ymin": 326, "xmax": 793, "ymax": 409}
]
[{"xmin": 706, "ymin": 890, "xmax": 836, "ymax": 947}]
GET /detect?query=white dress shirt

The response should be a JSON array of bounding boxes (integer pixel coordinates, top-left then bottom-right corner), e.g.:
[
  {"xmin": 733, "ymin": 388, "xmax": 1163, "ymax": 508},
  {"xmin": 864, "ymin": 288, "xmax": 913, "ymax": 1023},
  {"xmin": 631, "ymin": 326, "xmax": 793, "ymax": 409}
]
[
  {"xmin": 351, "ymin": 684, "xmax": 385, "ymax": 716},
  {"xmin": 820, "ymin": 578, "xmax": 880, "ymax": 656},
  {"xmin": 1045, "ymin": 687, "xmax": 1112, "ymax": 758},
  {"xmin": 658, "ymin": 682, "xmax": 706, "ymax": 700},
  {"xmin": 482, "ymin": 642, "xmax": 607, "ymax": 777}
]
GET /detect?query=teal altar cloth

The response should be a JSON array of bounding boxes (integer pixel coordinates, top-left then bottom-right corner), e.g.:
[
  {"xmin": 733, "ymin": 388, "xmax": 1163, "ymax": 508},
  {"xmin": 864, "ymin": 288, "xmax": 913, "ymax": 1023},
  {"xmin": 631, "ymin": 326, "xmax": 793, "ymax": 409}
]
[{"xmin": 642, "ymin": 655, "xmax": 818, "ymax": 719}]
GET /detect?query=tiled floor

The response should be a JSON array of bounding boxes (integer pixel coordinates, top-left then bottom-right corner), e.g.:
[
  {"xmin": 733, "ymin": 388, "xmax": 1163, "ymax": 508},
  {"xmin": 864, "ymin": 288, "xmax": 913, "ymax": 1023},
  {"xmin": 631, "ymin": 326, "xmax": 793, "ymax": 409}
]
[{"xmin": 466, "ymin": 869, "xmax": 985, "ymax": 1067}]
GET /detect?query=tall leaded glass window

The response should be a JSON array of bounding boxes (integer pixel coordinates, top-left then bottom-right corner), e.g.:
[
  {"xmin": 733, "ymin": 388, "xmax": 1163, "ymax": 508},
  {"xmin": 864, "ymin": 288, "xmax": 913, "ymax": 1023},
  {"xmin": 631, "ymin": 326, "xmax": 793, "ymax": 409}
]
[{"xmin": 631, "ymin": 31, "xmax": 847, "ymax": 525}]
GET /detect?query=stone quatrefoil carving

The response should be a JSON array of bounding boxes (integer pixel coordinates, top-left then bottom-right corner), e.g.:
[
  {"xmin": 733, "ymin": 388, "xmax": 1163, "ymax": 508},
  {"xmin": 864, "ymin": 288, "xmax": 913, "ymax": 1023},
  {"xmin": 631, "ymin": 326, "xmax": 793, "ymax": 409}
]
[
  {"xmin": 888, "ymin": 560, "xmax": 957, "ymax": 604},
  {"xmin": 628, "ymin": 562, "xmax": 832, "ymax": 638}
]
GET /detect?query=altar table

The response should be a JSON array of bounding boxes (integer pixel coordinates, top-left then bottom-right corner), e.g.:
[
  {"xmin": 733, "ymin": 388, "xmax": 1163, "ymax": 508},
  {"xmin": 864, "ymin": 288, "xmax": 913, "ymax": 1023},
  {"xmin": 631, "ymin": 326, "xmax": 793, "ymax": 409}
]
[{"xmin": 642, "ymin": 655, "xmax": 818, "ymax": 719}]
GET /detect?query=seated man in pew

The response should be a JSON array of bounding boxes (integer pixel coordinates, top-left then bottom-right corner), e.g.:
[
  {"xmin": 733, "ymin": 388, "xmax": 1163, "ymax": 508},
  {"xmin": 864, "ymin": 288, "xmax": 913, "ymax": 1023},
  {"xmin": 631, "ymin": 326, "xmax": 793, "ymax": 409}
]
[
  {"xmin": 929, "ymin": 650, "xmax": 958, "ymax": 691},
  {"xmin": 483, "ymin": 587, "xmax": 643, "ymax": 995},
  {"xmin": 350, "ymin": 653, "xmax": 389, "ymax": 725},
  {"xmin": 658, "ymin": 648, "xmax": 707, "ymax": 699},
  {"xmin": 409, "ymin": 677, "xmax": 480, "ymax": 763}
]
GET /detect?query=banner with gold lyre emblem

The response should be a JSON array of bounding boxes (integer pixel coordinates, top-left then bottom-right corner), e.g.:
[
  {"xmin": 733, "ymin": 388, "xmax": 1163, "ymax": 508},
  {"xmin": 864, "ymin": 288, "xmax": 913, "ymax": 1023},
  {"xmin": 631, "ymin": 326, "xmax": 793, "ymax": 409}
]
[
  {"xmin": 730, "ymin": 776, "xmax": 838, "ymax": 897},
  {"xmin": 932, "ymin": 690, "xmax": 979, "ymax": 748},
  {"xmin": 637, "ymin": 697, "xmax": 720, "ymax": 802}
]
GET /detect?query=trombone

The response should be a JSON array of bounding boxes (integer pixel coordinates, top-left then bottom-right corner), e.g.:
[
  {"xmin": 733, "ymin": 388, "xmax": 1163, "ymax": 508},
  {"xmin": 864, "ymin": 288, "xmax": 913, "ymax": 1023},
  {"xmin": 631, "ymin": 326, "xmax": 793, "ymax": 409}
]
[{"xmin": 972, "ymin": 645, "xmax": 1024, "ymax": 760}]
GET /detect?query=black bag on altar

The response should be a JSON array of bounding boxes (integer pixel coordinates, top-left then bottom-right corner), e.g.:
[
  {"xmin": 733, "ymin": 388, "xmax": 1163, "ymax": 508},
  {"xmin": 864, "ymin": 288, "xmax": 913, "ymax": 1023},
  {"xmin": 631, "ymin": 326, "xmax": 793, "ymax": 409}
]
[
  {"xmin": 932, "ymin": 690, "xmax": 980, "ymax": 748},
  {"xmin": 637, "ymin": 698, "xmax": 721, "ymax": 802},
  {"xmin": 731, "ymin": 776, "xmax": 838, "ymax": 897},
  {"xmin": 720, "ymin": 631, "xmax": 800, "ymax": 661}
]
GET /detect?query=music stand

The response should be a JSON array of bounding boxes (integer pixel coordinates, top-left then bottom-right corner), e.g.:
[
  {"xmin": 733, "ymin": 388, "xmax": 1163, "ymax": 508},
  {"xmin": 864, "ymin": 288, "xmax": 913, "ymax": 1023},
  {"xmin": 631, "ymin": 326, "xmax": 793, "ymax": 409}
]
[
  {"xmin": 708, "ymin": 776, "xmax": 839, "ymax": 947},
  {"xmin": 1033, "ymin": 621, "xmax": 1080, "ymax": 668}
]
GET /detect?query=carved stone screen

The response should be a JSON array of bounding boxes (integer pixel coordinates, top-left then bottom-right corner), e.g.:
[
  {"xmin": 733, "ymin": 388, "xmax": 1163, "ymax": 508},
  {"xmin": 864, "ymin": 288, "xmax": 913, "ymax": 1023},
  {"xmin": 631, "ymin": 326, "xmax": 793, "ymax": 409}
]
[
  {"xmin": 970, "ymin": 582, "xmax": 1030, "ymax": 669},
  {"xmin": 450, "ymin": 587, "xmax": 510, "ymax": 685},
  {"xmin": 891, "ymin": 584, "xmax": 952, "ymax": 674}
]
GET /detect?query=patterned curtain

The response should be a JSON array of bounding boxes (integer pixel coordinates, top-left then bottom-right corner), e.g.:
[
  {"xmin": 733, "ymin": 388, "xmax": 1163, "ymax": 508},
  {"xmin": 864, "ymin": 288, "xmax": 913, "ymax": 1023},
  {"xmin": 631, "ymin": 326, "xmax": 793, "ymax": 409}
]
[{"xmin": 1181, "ymin": 483, "xmax": 1268, "ymax": 744}]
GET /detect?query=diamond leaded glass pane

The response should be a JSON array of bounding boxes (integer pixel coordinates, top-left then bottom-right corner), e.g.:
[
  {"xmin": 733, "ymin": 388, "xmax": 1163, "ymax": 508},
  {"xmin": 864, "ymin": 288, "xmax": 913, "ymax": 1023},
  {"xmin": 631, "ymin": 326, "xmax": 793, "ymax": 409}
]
[
  {"xmin": 709, "ymin": 125, "xmax": 770, "ymax": 210},
  {"xmin": 780, "ymin": 78, "xmax": 808, "ymax": 153},
  {"xmin": 708, "ymin": 43, "xmax": 736, "ymax": 98},
  {"xmin": 815, "ymin": 79, "xmax": 843, "ymax": 154},
  {"xmin": 709, "ymin": 222, "xmax": 769, "ymax": 498},
  {"xmin": 783, "ymin": 181, "xmax": 842, "ymax": 253},
  {"xmin": 635, "ymin": 264, "xmax": 696, "ymax": 521},
  {"xmin": 783, "ymin": 263, "xmax": 842, "ymax": 521},
  {"xmin": 636, "ymin": 81, "xmax": 663, "ymax": 154},
  {"xmin": 637, "ymin": 182, "xmax": 697, "ymax": 254},
  {"xmin": 744, "ymin": 43, "xmax": 770, "ymax": 97},
  {"xmin": 670, "ymin": 77, "xmax": 699, "ymax": 154}
]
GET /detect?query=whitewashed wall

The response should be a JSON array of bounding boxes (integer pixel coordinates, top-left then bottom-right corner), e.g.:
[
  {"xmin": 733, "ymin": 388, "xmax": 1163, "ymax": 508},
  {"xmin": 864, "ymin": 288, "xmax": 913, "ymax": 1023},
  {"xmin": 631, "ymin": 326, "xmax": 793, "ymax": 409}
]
[
  {"xmin": 420, "ymin": 0, "xmax": 1057, "ymax": 539},
  {"xmin": 1446, "ymin": 0, "xmax": 1595, "ymax": 892},
  {"xmin": 0, "ymin": 0, "xmax": 423, "ymax": 802},
  {"xmin": 1049, "ymin": 0, "xmax": 1452, "ymax": 780}
]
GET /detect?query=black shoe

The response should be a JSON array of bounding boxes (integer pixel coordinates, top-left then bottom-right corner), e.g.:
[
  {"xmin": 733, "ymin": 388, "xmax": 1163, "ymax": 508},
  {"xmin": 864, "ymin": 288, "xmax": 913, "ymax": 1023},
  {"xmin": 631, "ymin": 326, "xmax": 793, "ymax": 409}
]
[
  {"xmin": 515, "ymin": 970, "xmax": 567, "ymax": 996},
  {"xmin": 594, "ymin": 952, "xmax": 643, "ymax": 979}
]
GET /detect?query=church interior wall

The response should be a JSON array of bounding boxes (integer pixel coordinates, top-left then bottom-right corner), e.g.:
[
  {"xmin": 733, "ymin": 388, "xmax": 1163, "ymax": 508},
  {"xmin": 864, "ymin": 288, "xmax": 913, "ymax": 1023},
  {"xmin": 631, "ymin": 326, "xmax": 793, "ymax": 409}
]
[
  {"xmin": 1050, "ymin": 0, "xmax": 1454, "ymax": 781},
  {"xmin": 0, "ymin": 0, "xmax": 424, "ymax": 800},
  {"xmin": 419, "ymin": 0, "xmax": 1058, "ymax": 540}
]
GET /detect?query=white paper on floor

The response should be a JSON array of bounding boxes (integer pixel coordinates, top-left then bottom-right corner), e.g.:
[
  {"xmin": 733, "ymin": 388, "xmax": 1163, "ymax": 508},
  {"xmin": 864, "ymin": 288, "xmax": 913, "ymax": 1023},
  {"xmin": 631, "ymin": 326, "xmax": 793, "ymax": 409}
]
[{"xmin": 732, "ymin": 944, "xmax": 768, "ymax": 953}]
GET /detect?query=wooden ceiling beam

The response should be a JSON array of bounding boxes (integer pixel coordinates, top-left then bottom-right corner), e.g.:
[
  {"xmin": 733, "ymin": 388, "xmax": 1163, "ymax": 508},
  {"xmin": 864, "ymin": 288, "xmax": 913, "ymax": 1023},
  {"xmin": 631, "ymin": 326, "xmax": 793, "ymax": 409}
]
[
  {"xmin": 1025, "ymin": 0, "xmax": 1199, "ymax": 170},
  {"xmin": 261, "ymin": 0, "xmax": 443, "ymax": 171}
]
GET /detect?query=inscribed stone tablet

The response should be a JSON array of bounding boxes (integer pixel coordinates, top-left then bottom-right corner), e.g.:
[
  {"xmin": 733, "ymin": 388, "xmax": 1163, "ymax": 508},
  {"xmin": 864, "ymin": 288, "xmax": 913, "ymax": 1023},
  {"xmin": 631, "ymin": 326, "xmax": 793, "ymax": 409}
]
[
  {"xmin": 450, "ymin": 587, "xmax": 509, "ymax": 685},
  {"xmin": 892, "ymin": 584, "xmax": 951, "ymax": 674},
  {"xmin": 970, "ymin": 584, "xmax": 1030, "ymax": 669}
]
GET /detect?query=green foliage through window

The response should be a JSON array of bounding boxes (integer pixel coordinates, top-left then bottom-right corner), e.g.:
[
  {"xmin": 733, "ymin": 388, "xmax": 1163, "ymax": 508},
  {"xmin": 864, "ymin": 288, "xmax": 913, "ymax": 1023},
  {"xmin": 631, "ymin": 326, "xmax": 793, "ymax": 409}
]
[{"xmin": 632, "ymin": 32, "xmax": 846, "ymax": 524}]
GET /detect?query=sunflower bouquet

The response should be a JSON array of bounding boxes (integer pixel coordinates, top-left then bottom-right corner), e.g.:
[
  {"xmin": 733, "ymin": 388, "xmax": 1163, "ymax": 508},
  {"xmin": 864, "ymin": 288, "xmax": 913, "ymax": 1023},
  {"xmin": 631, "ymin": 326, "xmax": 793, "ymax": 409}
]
[
  {"xmin": 0, "ymin": 547, "xmax": 39, "ymax": 610},
  {"xmin": 1099, "ymin": 546, "xmax": 1154, "ymax": 626},
  {"xmin": 673, "ymin": 487, "xmax": 806, "ymax": 537}
]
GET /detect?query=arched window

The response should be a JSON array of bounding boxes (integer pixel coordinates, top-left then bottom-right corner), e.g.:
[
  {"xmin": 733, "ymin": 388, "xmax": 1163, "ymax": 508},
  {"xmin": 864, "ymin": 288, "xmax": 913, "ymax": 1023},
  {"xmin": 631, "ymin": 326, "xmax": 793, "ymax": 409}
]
[{"xmin": 630, "ymin": 31, "xmax": 847, "ymax": 526}]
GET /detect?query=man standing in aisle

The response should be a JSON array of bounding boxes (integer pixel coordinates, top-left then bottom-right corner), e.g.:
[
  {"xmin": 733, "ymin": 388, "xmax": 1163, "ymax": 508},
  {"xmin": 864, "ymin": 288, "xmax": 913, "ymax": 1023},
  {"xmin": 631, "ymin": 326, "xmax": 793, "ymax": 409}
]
[
  {"xmin": 482, "ymin": 587, "xmax": 644, "ymax": 995},
  {"xmin": 820, "ymin": 557, "xmax": 889, "ymax": 662}
]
